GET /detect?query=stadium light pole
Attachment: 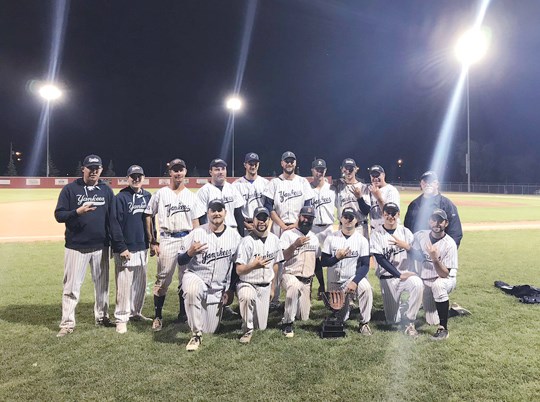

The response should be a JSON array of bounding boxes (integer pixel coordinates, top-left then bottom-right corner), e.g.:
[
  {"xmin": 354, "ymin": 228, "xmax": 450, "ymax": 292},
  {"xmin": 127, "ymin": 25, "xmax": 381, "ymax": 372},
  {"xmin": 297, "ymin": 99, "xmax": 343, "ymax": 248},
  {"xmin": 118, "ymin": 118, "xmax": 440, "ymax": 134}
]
[
  {"xmin": 455, "ymin": 28, "xmax": 489, "ymax": 192},
  {"xmin": 38, "ymin": 83, "xmax": 63, "ymax": 177},
  {"xmin": 225, "ymin": 95, "xmax": 243, "ymax": 177}
]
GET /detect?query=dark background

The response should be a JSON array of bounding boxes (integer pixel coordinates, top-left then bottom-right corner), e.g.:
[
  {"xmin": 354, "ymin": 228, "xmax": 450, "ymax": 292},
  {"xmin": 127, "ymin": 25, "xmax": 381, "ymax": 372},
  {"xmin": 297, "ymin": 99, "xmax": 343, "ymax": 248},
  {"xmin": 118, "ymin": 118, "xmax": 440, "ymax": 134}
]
[{"xmin": 1, "ymin": 0, "xmax": 539, "ymax": 182}]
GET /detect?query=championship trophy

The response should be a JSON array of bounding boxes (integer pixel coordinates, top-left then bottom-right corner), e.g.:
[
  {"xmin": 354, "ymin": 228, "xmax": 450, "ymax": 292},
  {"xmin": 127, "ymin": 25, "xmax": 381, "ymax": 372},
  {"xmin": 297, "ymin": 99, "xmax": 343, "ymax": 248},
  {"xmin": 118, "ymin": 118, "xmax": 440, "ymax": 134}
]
[{"xmin": 319, "ymin": 290, "xmax": 350, "ymax": 338}]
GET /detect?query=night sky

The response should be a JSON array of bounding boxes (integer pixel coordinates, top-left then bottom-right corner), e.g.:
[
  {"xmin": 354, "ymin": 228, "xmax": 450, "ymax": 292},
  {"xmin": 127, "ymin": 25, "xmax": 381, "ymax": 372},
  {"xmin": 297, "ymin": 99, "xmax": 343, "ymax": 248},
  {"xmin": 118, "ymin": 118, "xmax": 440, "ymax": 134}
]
[{"xmin": 2, "ymin": 0, "xmax": 540, "ymax": 182}]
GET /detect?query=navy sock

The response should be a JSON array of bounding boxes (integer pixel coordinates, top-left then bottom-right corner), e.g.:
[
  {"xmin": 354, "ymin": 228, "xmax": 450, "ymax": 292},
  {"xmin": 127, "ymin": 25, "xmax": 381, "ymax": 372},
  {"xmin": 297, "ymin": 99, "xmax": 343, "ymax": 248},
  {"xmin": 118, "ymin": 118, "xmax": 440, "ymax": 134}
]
[
  {"xmin": 154, "ymin": 295, "xmax": 165, "ymax": 319},
  {"xmin": 436, "ymin": 300, "xmax": 449, "ymax": 329}
]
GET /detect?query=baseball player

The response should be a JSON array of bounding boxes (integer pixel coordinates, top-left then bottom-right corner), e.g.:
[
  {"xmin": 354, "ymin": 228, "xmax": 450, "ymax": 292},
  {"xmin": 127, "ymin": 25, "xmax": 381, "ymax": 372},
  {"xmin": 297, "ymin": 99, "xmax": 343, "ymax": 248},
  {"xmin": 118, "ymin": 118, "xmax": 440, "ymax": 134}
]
[
  {"xmin": 144, "ymin": 158, "xmax": 202, "ymax": 332},
  {"xmin": 178, "ymin": 199, "xmax": 242, "ymax": 351},
  {"xmin": 310, "ymin": 158, "xmax": 336, "ymax": 298},
  {"xmin": 232, "ymin": 152, "xmax": 269, "ymax": 233},
  {"xmin": 111, "ymin": 165, "xmax": 153, "ymax": 333},
  {"xmin": 321, "ymin": 207, "xmax": 373, "ymax": 335},
  {"xmin": 369, "ymin": 202, "xmax": 423, "ymax": 336},
  {"xmin": 411, "ymin": 208, "xmax": 459, "ymax": 340},
  {"xmin": 235, "ymin": 206, "xmax": 284, "ymax": 343},
  {"xmin": 404, "ymin": 171, "xmax": 463, "ymax": 248},
  {"xmin": 263, "ymin": 151, "xmax": 314, "ymax": 309},
  {"xmin": 331, "ymin": 158, "xmax": 370, "ymax": 238},
  {"xmin": 367, "ymin": 165, "xmax": 400, "ymax": 231},
  {"xmin": 279, "ymin": 206, "xmax": 320, "ymax": 338},
  {"xmin": 54, "ymin": 154, "xmax": 127, "ymax": 337},
  {"xmin": 196, "ymin": 158, "xmax": 245, "ymax": 235}
]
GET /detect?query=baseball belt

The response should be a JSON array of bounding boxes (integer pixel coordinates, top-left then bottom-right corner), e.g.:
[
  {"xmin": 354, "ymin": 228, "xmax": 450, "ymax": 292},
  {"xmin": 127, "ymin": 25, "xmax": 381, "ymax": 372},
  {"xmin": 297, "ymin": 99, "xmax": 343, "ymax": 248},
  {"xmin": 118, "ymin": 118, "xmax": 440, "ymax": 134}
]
[{"xmin": 160, "ymin": 230, "xmax": 190, "ymax": 238}]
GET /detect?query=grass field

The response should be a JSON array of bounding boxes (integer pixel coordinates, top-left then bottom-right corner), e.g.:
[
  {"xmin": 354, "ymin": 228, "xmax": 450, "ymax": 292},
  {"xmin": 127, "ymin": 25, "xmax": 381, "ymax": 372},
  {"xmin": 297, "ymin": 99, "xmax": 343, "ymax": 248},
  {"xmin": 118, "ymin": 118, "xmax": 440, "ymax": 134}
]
[{"xmin": 1, "ymin": 190, "xmax": 540, "ymax": 401}]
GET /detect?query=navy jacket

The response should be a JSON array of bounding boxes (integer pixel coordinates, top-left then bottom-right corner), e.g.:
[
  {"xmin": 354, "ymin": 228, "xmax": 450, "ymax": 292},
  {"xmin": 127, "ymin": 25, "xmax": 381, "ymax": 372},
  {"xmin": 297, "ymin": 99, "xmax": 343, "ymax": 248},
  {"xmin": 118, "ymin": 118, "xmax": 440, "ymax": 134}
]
[
  {"xmin": 112, "ymin": 186, "xmax": 152, "ymax": 253},
  {"xmin": 54, "ymin": 178, "xmax": 123, "ymax": 250}
]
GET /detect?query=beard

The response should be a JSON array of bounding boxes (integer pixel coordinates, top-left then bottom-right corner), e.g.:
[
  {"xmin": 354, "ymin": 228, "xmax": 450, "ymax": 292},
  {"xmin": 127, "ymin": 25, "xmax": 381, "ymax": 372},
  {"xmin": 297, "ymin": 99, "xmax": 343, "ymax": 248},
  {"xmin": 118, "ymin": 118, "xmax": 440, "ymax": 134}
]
[{"xmin": 298, "ymin": 220, "xmax": 313, "ymax": 235}]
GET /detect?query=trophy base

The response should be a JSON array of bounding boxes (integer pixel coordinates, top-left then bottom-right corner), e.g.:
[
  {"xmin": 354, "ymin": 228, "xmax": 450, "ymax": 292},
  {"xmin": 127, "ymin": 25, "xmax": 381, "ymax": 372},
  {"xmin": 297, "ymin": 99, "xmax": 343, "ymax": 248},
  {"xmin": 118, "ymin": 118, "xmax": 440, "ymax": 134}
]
[{"xmin": 319, "ymin": 317, "xmax": 346, "ymax": 338}]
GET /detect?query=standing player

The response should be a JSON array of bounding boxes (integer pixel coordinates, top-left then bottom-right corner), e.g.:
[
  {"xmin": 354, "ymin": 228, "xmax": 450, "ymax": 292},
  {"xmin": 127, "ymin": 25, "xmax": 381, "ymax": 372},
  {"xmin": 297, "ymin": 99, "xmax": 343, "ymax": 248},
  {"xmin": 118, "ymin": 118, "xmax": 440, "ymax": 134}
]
[
  {"xmin": 370, "ymin": 202, "xmax": 423, "ymax": 336},
  {"xmin": 232, "ymin": 152, "xmax": 269, "ymax": 233},
  {"xmin": 112, "ymin": 165, "xmax": 152, "ymax": 333},
  {"xmin": 310, "ymin": 158, "xmax": 336, "ymax": 298},
  {"xmin": 367, "ymin": 165, "xmax": 400, "ymax": 231},
  {"xmin": 412, "ymin": 208, "xmax": 458, "ymax": 340},
  {"xmin": 263, "ymin": 151, "xmax": 314, "ymax": 309},
  {"xmin": 331, "ymin": 158, "xmax": 370, "ymax": 238},
  {"xmin": 235, "ymin": 207, "xmax": 284, "ymax": 343},
  {"xmin": 279, "ymin": 206, "xmax": 320, "ymax": 337},
  {"xmin": 144, "ymin": 158, "xmax": 201, "ymax": 332},
  {"xmin": 178, "ymin": 200, "xmax": 242, "ymax": 351},
  {"xmin": 54, "ymin": 154, "xmax": 127, "ymax": 337},
  {"xmin": 321, "ymin": 207, "xmax": 373, "ymax": 335},
  {"xmin": 196, "ymin": 158, "xmax": 245, "ymax": 235}
]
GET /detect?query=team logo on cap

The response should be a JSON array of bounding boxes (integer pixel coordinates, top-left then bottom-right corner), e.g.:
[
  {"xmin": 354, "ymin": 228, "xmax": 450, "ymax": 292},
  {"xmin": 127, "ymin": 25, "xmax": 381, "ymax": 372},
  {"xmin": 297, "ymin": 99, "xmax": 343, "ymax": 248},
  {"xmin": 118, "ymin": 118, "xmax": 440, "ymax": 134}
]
[{"xmin": 88, "ymin": 157, "xmax": 100, "ymax": 163}]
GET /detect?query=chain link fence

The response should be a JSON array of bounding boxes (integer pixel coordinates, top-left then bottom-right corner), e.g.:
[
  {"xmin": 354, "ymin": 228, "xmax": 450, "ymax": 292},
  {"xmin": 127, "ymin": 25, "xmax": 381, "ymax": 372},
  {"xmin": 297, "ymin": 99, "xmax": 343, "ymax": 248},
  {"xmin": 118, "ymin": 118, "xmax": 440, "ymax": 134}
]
[{"xmin": 393, "ymin": 181, "xmax": 540, "ymax": 195}]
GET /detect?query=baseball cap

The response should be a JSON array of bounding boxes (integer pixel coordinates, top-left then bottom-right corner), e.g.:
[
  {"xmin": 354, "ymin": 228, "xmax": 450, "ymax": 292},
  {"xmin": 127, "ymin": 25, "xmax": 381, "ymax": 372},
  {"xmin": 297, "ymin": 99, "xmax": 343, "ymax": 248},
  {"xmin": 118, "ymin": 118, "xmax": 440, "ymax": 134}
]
[
  {"xmin": 341, "ymin": 207, "xmax": 358, "ymax": 219},
  {"xmin": 383, "ymin": 202, "xmax": 400, "ymax": 214},
  {"xmin": 341, "ymin": 158, "xmax": 357, "ymax": 168},
  {"xmin": 431, "ymin": 208, "xmax": 448, "ymax": 221},
  {"xmin": 244, "ymin": 152, "xmax": 260, "ymax": 163},
  {"xmin": 168, "ymin": 158, "xmax": 186, "ymax": 170},
  {"xmin": 421, "ymin": 170, "xmax": 438, "ymax": 182},
  {"xmin": 209, "ymin": 158, "xmax": 227, "ymax": 168},
  {"xmin": 299, "ymin": 206, "xmax": 315, "ymax": 218},
  {"xmin": 369, "ymin": 165, "xmax": 385, "ymax": 176},
  {"xmin": 281, "ymin": 151, "xmax": 296, "ymax": 161},
  {"xmin": 312, "ymin": 159, "xmax": 327, "ymax": 169},
  {"xmin": 253, "ymin": 206, "xmax": 270, "ymax": 220},
  {"xmin": 127, "ymin": 165, "xmax": 144, "ymax": 176},
  {"xmin": 208, "ymin": 199, "xmax": 226, "ymax": 211},
  {"xmin": 83, "ymin": 154, "xmax": 102, "ymax": 168}
]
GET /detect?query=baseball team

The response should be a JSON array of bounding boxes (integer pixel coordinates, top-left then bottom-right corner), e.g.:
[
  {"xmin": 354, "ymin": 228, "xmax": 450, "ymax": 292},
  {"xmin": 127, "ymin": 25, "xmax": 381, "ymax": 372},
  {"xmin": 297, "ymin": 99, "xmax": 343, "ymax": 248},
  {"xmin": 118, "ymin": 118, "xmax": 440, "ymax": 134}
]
[{"xmin": 54, "ymin": 151, "xmax": 464, "ymax": 349}]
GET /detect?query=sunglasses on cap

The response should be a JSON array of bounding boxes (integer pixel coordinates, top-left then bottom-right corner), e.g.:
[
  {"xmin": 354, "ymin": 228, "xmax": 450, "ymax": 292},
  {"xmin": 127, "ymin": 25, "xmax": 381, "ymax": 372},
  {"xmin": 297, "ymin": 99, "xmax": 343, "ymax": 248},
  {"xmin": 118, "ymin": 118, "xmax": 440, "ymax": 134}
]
[
  {"xmin": 370, "ymin": 171, "xmax": 381, "ymax": 178},
  {"xmin": 171, "ymin": 167, "xmax": 185, "ymax": 172},
  {"xmin": 283, "ymin": 158, "xmax": 295, "ymax": 164},
  {"xmin": 342, "ymin": 213, "xmax": 356, "ymax": 221},
  {"xmin": 255, "ymin": 213, "xmax": 269, "ymax": 221},
  {"xmin": 209, "ymin": 206, "xmax": 224, "ymax": 212},
  {"xmin": 384, "ymin": 210, "xmax": 399, "ymax": 217},
  {"xmin": 129, "ymin": 174, "xmax": 143, "ymax": 180},
  {"xmin": 342, "ymin": 166, "xmax": 355, "ymax": 173}
]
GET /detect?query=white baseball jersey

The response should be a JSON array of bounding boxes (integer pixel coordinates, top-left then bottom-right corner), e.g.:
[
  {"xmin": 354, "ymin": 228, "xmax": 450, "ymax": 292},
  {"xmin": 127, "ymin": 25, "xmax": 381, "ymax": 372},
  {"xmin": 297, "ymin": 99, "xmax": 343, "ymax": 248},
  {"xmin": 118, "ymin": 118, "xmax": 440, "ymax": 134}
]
[
  {"xmin": 144, "ymin": 187, "xmax": 202, "ymax": 233},
  {"xmin": 197, "ymin": 182, "xmax": 244, "ymax": 227},
  {"xmin": 236, "ymin": 232, "xmax": 284, "ymax": 284},
  {"xmin": 413, "ymin": 231, "xmax": 458, "ymax": 280},
  {"xmin": 369, "ymin": 184, "xmax": 400, "ymax": 229},
  {"xmin": 311, "ymin": 180, "xmax": 336, "ymax": 225},
  {"xmin": 232, "ymin": 176, "xmax": 270, "ymax": 220},
  {"xmin": 280, "ymin": 229, "xmax": 320, "ymax": 277},
  {"xmin": 332, "ymin": 179, "xmax": 369, "ymax": 223},
  {"xmin": 322, "ymin": 230, "xmax": 370, "ymax": 284},
  {"xmin": 184, "ymin": 224, "xmax": 241, "ymax": 296},
  {"xmin": 264, "ymin": 175, "xmax": 314, "ymax": 225},
  {"xmin": 369, "ymin": 224, "xmax": 413, "ymax": 278}
]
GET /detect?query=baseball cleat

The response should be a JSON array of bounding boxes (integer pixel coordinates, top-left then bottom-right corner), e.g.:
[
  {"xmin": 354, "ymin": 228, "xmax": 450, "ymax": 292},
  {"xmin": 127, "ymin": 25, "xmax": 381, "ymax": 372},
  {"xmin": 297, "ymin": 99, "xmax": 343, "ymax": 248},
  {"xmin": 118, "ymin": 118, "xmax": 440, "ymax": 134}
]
[
  {"xmin": 449, "ymin": 303, "xmax": 471, "ymax": 317},
  {"xmin": 116, "ymin": 322, "xmax": 128, "ymax": 334},
  {"xmin": 95, "ymin": 317, "xmax": 115, "ymax": 327},
  {"xmin": 239, "ymin": 330, "xmax": 253, "ymax": 344},
  {"xmin": 359, "ymin": 323, "xmax": 372, "ymax": 336},
  {"xmin": 152, "ymin": 318, "xmax": 163, "ymax": 332},
  {"xmin": 56, "ymin": 327, "xmax": 74, "ymax": 338},
  {"xmin": 431, "ymin": 326, "xmax": 449, "ymax": 341},
  {"xmin": 404, "ymin": 323, "xmax": 419, "ymax": 337},
  {"xmin": 282, "ymin": 323, "xmax": 294, "ymax": 338},
  {"xmin": 186, "ymin": 333, "xmax": 202, "ymax": 351}
]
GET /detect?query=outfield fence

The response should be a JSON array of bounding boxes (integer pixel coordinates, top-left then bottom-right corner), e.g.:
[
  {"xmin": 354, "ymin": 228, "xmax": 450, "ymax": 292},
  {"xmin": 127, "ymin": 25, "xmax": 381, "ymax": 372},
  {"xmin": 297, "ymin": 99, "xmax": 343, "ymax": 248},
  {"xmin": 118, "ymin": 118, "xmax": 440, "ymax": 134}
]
[{"xmin": 395, "ymin": 181, "xmax": 540, "ymax": 195}]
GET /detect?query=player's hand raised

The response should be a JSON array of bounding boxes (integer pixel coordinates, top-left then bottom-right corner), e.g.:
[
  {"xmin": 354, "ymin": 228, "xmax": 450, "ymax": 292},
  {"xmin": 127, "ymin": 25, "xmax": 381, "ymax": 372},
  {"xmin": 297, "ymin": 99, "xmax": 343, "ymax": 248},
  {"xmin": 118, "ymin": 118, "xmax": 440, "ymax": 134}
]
[
  {"xmin": 426, "ymin": 242, "xmax": 439, "ymax": 260},
  {"xmin": 293, "ymin": 236, "xmax": 310, "ymax": 249},
  {"xmin": 347, "ymin": 184, "xmax": 364, "ymax": 199},
  {"xmin": 390, "ymin": 235, "xmax": 411, "ymax": 251},
  {"xmin": 76, "ymin": 203, "xmax": 97, "ymax": 215},
  {"xmin": 187, "ymin": 241, "xmax": 208, "ymax": 257},
  {"xmin": 336, "ymin": 247, "xmax": 351, "ymax": 260},
  {"xmin": 250, "ymin": 255, "xmax": 272, "ymax": 269}
]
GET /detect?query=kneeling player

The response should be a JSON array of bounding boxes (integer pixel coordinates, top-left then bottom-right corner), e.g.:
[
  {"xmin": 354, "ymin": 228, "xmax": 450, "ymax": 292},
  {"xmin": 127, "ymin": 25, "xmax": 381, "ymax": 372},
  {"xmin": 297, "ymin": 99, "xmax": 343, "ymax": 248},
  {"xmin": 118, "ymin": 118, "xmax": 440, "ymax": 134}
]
[
  {"xmin": 321, "ymin": 207, "xmax": 373, "ymax": 335},
  {"xmin": 235, "ymin": 207, "xmax": 284, "ymax": 343},
  {"xmin": 178, "ymin": 200, "xmax": 241, "ymax": 351},
  {"xmin": 370, "ymin": 202, "xmax": 423, "ymax": 337}
]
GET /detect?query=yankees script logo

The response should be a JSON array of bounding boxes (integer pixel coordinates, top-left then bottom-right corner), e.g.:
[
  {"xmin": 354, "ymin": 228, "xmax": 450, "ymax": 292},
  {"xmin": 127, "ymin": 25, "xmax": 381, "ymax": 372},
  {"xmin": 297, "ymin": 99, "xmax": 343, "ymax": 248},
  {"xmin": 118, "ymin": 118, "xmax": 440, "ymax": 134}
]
[
  {"xmin": 128, "ymin": 195, "xmax": 147, "ymax": 214},
  {"xmin": 77, "ymin": 194, "xmax": 106, "ymax": 206},
  {"xmin": 382, "ymin": 245, "xmax": 406, "ymax": 260},
  {"xmin": 201, "ymin": 247, "xmax": 234, "ymax": 265},
  {"xmin": 278, "ymin": 189, "xmax": 302, "ymax": 203},
  {"xmin": 254, "ymin": 250, "xmax": 279, "ymax": 262},
  {"xmin": 313, "ymin": 196, "xmax": 332, "ymax": 209},
  {"xmin": 243, "ymin": 191, "xmax": 263, "ymax": 205},
  {"xmin": 165, "ymin": 203, "xmax": 191, "ymax": 218}
]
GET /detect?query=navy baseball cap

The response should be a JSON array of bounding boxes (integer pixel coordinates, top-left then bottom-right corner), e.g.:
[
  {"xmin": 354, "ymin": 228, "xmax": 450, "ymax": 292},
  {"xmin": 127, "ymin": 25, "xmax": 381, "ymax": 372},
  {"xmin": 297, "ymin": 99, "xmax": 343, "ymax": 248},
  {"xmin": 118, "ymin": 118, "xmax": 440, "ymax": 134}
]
[
  {"xmin": 244, "ymin": 152, "xmax": 260, "ymax": 163},
  {"xmin": 312, "ymin": 159, "xmax": 327, "ymax": 169},
  {"xmin": 168, "ymin": 159, "xmax": 186, "ymax": 169},
  {"xmin": 127, "ymin": 165, "xmax": 145, "ymax": 176},
  {"xmin": 431, "ymin": 208, "xmax": 448, "ymax": 221},
  {"xmin": 421, "ymin": 171, "xmax": 438, "ymax": 182},
  {"xmin": 253, "ymin": 206, "xmax": 270, "ymax": 220},
  {"xmin": 369, "ymin": 165, "xmax": 385, "ymax": 176},
  {"xmin": 210, "ymin": 158, "xmax": 227, "ymax": 168},
  {"xmin": 299, "ymin": 206, "xmax": 315, "ymax": 217},
  {"xmin": 341, "ymin": 207, "xmax": 358, "ymax": 219},
  {"xmin": 281, "ymin": 151, "xmax": 296, "ymax": 161},
  {"xmin": 383, "ymin": 202, "xmax": 400, "ymax": 214},
  {"xmin": 83, "ymin": 154, "xmax": 102, "ymax": 168},
  {"xmin": 341, "ymin": 158, "xmax": 357, "ymax": 168},
  {"xmin": 208, "ymin": 199, "xmax": 226, "ymax": 211}
]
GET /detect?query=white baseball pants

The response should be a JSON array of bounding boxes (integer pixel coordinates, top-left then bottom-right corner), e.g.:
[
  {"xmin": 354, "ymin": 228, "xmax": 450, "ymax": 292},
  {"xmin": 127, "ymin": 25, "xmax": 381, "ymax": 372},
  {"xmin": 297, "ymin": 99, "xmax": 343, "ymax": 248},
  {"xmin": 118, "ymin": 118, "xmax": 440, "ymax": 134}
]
[{"xmin": 237, "ymin": 282, "xmax": 271, "ymax": 332}]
